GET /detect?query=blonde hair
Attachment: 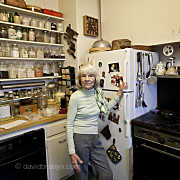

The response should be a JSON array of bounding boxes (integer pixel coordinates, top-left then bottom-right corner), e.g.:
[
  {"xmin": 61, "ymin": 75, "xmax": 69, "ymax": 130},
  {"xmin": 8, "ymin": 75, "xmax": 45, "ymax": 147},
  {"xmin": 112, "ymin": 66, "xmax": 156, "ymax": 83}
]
[{"xmin": 76, "ymin": 63, "xmax": 99, "ymax": 89}]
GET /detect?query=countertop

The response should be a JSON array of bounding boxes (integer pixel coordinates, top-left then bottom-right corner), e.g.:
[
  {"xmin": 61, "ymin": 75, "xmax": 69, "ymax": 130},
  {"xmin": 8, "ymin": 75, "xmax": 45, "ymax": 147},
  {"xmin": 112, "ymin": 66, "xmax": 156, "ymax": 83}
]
[{"xmin": 0, "ymin": 113, "xmax": 67, "ymax": 136}]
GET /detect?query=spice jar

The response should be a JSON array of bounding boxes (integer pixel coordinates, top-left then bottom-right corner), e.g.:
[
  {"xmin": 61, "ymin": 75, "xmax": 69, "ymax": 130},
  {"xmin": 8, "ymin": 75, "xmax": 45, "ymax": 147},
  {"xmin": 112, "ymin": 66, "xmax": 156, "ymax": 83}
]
[
  {"xmin": 0, "ymin": 10, "xmax": 8, "ymax": 22},
  {"xmin": 8, "ymin": 63, "xmax": 17, "ymax": 79},
  {"xmin": 22, "ymin": 28, "xmax": 28, "ymax": 41},
  {"xmin": 16, "ymin": 27, "xmax": 22, "ymax": 40},
  {"xmin": 28, "ymin": 47, "xmax": 36, "ymax": 58},
  {"xmin": 36, "ymin": 48, "xmax": 44, "ymax": 58},
  {"xmin": 5, "ymin": 43, "xmax": 11, "ymax": 57},
  {"xmin": 12, "ymin": 44, "xmax": 19, "ymax": 58},
  {"xmin": 38, "ymin": 20, "xmax": 45, "ymax": 28},
  {"xmin": 44, "ymin": 47, "xmax": 50, "ymax": 58},
  {"xmin": 57, "ymin": 22, "xmax": 63, "ymax": 32},
  {"xmin": 29, "ymin": 29, "xmax": 35, "ymax": 41},
  {"xmin": 0, "ymin": 27, "xmax": 8, "ymax": 38},
  {"xmin": 43, "ymin": 31, "xmax": 49, "ymax": 43},
  {"xmin": 8, "ymin": 26, "xmax": 17, "ymax": 39},
  {"xmin": 35, "ymin": 63, "xmax": 43, "ymax": 77},
  {"xmin": 31, "ymin": 18, "xmax": 38, "ymax": 27},
  {"xmin": 20, "ymin": 47, "xmax": 28, "ymax": 58},
  {"xmin": 45, "ymin": 21, "xmax": 51, "ymax": 30},
  {"xmin": 50, "ymin": 32, "xmax": 56, "ymax": 44},
  {"xmin": 35, "ymin": 30, "xmax": 43, "ymax": 42}
]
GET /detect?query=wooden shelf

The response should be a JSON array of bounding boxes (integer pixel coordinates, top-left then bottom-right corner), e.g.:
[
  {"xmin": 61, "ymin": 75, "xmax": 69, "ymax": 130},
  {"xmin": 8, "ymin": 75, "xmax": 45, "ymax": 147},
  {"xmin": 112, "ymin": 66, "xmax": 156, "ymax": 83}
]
[
  {"xmin": 0, "ymin": 57, "xmax": 66, "ymax": 61},
  {"xmin": 0, "ymin": 38, "xmax": 64, "ymax": 47},
  {"xmin": 0, "ymin": 21, "xmax": 64, "ymax": 34},
  {"xmin": 0, "ymin": 3, "xmax": 64, "ymax": 21},
  {"xmin": 0, "ymin": 76, "xmax": 62, "ymax": 82}
]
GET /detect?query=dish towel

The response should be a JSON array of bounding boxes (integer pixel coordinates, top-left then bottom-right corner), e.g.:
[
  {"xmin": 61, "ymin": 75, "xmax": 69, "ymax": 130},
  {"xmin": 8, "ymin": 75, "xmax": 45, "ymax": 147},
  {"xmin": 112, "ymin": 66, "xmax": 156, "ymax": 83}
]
[{"xmin": 95, "ymin": 88, "xmax": 109, "ymax": 115}]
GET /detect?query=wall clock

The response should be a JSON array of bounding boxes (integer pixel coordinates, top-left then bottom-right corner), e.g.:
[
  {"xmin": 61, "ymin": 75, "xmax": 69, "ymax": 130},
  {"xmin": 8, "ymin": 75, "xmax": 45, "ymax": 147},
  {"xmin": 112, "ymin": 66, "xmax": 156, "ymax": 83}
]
[{"xmin": 83, "ymin": 15, "xmax": 98, "ymax": 37}]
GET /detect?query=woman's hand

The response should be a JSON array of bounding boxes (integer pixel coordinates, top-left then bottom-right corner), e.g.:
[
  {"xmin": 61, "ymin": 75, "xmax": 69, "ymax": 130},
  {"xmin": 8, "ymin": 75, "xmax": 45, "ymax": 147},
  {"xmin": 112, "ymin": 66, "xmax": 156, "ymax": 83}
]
[
  {"xmin": 117, "ymin": 81, "xmax": 128, "ymax": 96},
  {"xmin": 70, "ymin": 153, "xmax": 83, "ymax": 172}
]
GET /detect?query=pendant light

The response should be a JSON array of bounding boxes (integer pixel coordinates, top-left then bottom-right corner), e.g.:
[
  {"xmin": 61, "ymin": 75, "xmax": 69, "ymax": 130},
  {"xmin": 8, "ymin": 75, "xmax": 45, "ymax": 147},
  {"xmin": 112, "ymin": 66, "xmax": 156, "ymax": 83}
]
[{"xmin": 89, "ymin": 0, "xmax": 111, "ymax": 53}]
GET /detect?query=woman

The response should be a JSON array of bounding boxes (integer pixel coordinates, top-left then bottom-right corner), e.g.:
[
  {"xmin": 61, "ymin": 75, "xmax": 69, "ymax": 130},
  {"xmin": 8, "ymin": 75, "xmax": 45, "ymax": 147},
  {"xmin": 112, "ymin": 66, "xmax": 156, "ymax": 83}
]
[{"xmin": 66, "ymin": 63, "xmax": 127, "ymax": 180}]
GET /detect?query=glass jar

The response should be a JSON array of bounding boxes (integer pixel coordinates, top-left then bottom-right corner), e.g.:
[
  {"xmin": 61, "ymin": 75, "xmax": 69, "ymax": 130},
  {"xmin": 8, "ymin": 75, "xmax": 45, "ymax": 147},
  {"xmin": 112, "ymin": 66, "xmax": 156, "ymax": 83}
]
[
  {"xmin": 5, "ymin": 43, "xmax": 11, "ymax": 57},
  {"xmin": 12, "ymin": 44, "xmax": 19, "ymax": 58},
  {"xmin": 16, "ymin": 27, "xmax": 22, "ymax": 40},
  {"xmin": 8, "ymin": 63, "xmax": 17, "ymax": 79},
  {"xmin": 38, "ymin": 20, "xmax": 45, "ymax": 28},
  {"xmin": 29, "ymin": 29, "xmax": 35, "ymax": 41},
  {"xmin": 28, "ymin": 47, "xmax": 36, "ymax": 58},
  {"xmin": 22, "ymin": 28, "xmax": 28, "ymax": 41},
  {"xmin": 22, "ymin": 16, "xmax": 30, "ymax": 26},
  {"xmin": 20, "ymin": 47, "xmax": 28, "ymax": 58},
  {"xmin": 36, "ymin": 48, "xmax": 44, "ymax": 58},
  {"xmin": 50, "ymin": 32, "xmax": 56, "ymax": 44},
  {"xmin": 35, "ymin": 63, "xmax": 43, "ymax": 77},
  {"xmin": 0, "ymin": 27, "xmax": 8, "ymax": 38},
  {"xmin": 45, "ymin": 21, "xmax": 51, "ymax": 30},
  {"xmin": 8, "ymin": 26, "xmax": 17, "ymax": 39},
  {"xmin": 44, "ymin": 47, "xmax": 50, "ymax": 58},
  {"xmin": 31, "ymin": 18, "xmax": 38, "ymax": 27},
  {"xmin": 26, "ymin": 64, "xmax": 35, "ymax": 78},
  {"xmin": 57, "ymin": 22, "xmax": 63, "ymax": 32},
  {"xmin": 43, "ymin": 62, "xmax": 50, "ymax": 76},
  {"xmin": 43, "ymin": 31, "xmax": 49, "ymax": 43},
  {"xmin": 0, "ymin": 10, "xmax": 8, "ymax": 22},
  {"xmin": 35, "ymin": 30, "xmax": 43, "ymax": 42},
  {"xmin": 56, "ymin": 33, "xmax": 61, "ymax": 44}
]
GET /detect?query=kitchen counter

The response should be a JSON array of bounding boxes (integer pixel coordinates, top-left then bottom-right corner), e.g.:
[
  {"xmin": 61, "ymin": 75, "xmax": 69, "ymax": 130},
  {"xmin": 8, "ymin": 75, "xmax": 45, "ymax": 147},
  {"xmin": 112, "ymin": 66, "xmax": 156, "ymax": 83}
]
[{"xmin": 0, "ymin": 113, "xmax": 67, "ymax": 136}]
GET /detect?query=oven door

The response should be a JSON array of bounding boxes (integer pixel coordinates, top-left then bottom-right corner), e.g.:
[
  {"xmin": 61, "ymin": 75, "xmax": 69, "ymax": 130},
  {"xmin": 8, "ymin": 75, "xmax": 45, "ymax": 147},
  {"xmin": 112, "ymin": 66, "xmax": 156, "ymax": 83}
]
[{"xmin": 133, "ymin": 137, "xmax": 180, "ymax": 180}]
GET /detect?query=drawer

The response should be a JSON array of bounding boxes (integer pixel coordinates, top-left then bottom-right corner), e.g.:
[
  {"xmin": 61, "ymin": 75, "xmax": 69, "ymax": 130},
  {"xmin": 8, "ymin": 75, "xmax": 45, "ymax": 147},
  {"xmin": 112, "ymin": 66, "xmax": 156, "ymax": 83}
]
[{"xmin": 45, "ymin": 119, "xmax": 66, "ymax": 137}]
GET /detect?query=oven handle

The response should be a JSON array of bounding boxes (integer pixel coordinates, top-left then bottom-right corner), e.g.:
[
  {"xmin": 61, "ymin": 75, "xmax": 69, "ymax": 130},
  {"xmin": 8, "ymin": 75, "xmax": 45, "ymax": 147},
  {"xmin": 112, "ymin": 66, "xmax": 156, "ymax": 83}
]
[{"xmin": 141, "ymin": 144, "xmax": 180, "ymax": 160}]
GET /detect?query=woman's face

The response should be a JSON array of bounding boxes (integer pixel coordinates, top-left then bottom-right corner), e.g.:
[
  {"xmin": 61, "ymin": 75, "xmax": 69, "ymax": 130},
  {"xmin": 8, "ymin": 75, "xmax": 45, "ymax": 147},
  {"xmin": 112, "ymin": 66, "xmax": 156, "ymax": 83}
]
[{"xmin": 81, "ymin": 73, "xmax": 95, "ymax": 89}]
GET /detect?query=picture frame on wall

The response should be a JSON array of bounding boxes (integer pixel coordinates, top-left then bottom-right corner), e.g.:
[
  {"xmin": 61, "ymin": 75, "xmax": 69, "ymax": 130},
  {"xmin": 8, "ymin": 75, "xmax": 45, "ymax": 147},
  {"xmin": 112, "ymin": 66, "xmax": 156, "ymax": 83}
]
[{"xmin": 83, "ymin": 15, "xmax": 98, "ymax": 37}]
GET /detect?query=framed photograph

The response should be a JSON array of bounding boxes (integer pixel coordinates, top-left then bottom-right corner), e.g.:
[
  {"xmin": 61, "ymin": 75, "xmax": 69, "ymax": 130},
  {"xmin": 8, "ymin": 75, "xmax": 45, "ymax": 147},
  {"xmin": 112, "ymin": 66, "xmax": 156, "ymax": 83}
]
[{"xmin": 83, "ymin": 15, "xmax": 98, "ymax": 37}]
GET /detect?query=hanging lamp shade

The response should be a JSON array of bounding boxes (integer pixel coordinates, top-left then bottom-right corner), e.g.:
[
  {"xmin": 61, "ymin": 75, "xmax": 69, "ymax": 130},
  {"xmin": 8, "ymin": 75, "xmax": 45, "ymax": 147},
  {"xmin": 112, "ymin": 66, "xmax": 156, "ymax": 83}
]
[{"xmin": 89, "ymin": 0, "xmax": 111, "ymax": 53}]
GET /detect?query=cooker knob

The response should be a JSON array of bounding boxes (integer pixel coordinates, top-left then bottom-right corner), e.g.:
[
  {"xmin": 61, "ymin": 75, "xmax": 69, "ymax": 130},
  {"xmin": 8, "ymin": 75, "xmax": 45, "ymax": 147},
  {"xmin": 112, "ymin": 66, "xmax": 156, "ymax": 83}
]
[{"xmin": 158, "ymin": 137, "xmax": 165, "ymax": 144}]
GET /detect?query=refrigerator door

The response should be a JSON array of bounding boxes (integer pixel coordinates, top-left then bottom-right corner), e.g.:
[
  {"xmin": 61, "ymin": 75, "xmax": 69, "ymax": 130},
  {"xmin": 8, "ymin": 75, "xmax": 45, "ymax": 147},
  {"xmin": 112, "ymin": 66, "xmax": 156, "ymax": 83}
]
[
  {"xmin": 98, "ymin": 90, "xmax": 132, "ymax": 180},
  {"xmin": 88, "ymin": 49, "xmax": 135, "ymax": 92}
]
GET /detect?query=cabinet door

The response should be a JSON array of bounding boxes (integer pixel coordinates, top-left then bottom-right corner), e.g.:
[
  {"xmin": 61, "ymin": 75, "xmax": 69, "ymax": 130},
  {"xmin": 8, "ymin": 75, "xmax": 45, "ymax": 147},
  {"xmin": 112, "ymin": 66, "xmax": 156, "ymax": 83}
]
[{"xmin": 46, "ymin": 133, "xmax": 73, "ymax": 180}]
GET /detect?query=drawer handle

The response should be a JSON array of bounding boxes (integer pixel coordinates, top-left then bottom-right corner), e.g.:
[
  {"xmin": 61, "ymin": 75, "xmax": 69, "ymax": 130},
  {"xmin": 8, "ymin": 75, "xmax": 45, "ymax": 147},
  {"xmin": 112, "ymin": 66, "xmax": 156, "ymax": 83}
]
[{"xmin": 59, "ymin": 139, "xmax": 66, "ymax": 144}]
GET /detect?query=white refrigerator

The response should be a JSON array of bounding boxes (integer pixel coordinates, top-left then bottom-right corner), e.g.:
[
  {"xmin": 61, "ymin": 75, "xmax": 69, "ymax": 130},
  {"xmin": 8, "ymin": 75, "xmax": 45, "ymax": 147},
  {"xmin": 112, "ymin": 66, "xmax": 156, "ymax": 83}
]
[{"xmin": 88, "ymin": 48, "xmax": 159, "ymax": 180}]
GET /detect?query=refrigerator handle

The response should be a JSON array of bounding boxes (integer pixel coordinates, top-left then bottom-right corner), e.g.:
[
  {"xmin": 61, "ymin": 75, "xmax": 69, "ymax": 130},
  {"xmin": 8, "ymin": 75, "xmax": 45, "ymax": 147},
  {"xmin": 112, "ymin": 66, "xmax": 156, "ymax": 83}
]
[{"xmin": 124, "ymin": 93, "xmax": 131, "ymax": 138}]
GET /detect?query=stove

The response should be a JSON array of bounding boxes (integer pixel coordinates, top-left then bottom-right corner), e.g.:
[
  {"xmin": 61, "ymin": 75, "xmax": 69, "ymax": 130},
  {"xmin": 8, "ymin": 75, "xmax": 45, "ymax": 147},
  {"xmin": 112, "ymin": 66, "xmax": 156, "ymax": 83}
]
[
  {"xmin": 132, "ymin": 110, "xmax": 180, "ymax": 136},
  {"xmin": 132, "ymin": 110, "xmax": 180, "ymax": 180}
]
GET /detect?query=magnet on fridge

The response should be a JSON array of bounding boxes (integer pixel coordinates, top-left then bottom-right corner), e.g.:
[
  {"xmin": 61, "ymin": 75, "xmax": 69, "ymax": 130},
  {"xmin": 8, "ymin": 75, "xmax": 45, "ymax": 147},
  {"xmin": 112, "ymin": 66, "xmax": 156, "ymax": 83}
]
[
  {"xmin": 98, "ymin": 62, "xmax": 102, "ymax": 67},
  {"xmin": 100, "ymin": 79, "xmax": 104, "ymax": 88},
  {"xmin": 102, "ymin": 71, "xmax": 105, "ymax": 78},
  {"xmin": 108, "ymin": 63, "xmax": 119, "ymax": 73}
]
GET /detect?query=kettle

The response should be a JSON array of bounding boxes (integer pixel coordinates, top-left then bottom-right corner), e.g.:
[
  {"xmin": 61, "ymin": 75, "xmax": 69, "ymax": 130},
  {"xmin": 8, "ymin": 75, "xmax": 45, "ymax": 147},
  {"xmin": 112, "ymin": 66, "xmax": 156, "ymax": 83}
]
[{"xmin": 165, "ymin": 57, "xmax": 177, "ymax": 75}]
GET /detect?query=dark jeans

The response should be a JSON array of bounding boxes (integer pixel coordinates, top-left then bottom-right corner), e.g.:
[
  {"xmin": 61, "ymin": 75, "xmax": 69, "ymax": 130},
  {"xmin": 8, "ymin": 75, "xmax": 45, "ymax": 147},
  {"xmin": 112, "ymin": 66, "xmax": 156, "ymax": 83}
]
[{"xmin": 73, "ymin": 133, "xmax": 113, "ymax": 180}]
